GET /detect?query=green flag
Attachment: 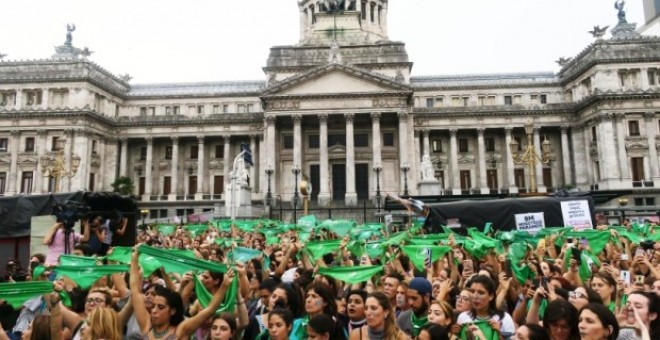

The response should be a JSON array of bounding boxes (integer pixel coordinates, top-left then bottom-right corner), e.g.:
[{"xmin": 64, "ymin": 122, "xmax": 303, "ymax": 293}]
[
  {"xmin": 194, "ymin": 275, "xmax": 238, "ymax": 314},
  {"xmin": 305, "ymin": 240, "xmax": 341, "ymax": 262},
  {"xmin": 54, "ymin": 265, "xmax": 129, "ymax": 289},
  {"xmin": 401, "ymin": 245, "xmax": 451, "ymax": 271},
  {"xmin": 158, "ymin": 225, "xmax": 176, "ymax": 236},
  {"xmin": 459, "ymin": 320, "xmax": 499, "ymax": 340},
  {"xmin": 265, "ymin": 235, "xmax": 281, "ymax": 246},
  {"xmin": 319, "ymin": 220, "xmax": 354, "ymax": 237},
  {"xmin": 297, "ymin": 215, "xmax": 317, "ymax": 232},
  {"xmin": 318, "ymin": 265, "xmax": 383, "ymax": 284},
  {"xmin": 213, "ymin": 220, "xmax": 233, "ymax": 231},
  {"xmin": 138, "ymin": 245, "xmax": 227, "ymax": 275},
  {"xmin": 228, "ymin": 247, "xmax": 262, "ymax": 263},
  {"xmin": 106, "ymin": 247, "xmax": 133, "ymax": 264},
  {"xmin": 563, "ymin": 230, "xmax": 611, "ymax": 255},
  {"xmin": 185, "ymin": 224, "xmax": 209, "ymax": 237},
  {"xmin": 380, "ymin": 231, "xmax": 410, "ymax": 248},
  {"xmin": 59, "ymin": 254, "xmax": 100, "ymax": 267},
  {"xmin": 0, "ymin": 281, "xmax": 53, "ymax": 308},
  {"xmin": 234, "ymin": 221, "xmax": 258, "ymax": 232}
]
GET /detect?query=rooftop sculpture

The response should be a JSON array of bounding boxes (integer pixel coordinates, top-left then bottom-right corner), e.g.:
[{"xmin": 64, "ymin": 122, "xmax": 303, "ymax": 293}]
[{"xmin": 588, "ymin": 25, "xmax": 609, "ymax": 39}]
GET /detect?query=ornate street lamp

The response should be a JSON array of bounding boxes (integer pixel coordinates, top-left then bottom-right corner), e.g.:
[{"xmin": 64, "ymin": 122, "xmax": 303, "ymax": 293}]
[
  {"xmin": 140, "ymin": 209, "xmax": 150, "ymax": 227},
  {"xmin": 40, "ymin": 137, "xmax": 80, "ymax": 193},
  {"xmin": 509, "ymin": 123, "xmax": 552, "ymax": 193},
  {"xmin": 373, "ymin": 164, "xmax": 382, "ymax": 213},
  {"xmin": 400, "ymin": 161, "xmax": 410, "ymax": 196},
  {"xmin": 265, "ymin": 164, "xmax": 274, "ymax": 207},
  {"xmin": 291, "ymin": 164, "xmax": 301, "ymax": 223}
]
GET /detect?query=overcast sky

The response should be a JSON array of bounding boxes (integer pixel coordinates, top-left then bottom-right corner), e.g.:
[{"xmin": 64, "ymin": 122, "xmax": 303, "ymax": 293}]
[{"xmin": 0, "ymin": 0, "xmax": 646, "ymax": 83}]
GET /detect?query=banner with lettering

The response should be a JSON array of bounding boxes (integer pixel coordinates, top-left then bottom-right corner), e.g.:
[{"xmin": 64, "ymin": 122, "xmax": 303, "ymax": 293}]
[
  {"xmin": 560, "ymin": 200, "xmax": 593, "ymax": 230},
  {"xmin": 514, "ymin": 212, "xmax": 545, "ymax": 234}
]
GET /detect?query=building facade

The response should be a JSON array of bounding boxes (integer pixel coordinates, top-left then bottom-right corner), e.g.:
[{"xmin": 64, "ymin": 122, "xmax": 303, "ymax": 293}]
[{"xmin": 1, "ymin": 1, "xmax": 659, "ymax": 220}]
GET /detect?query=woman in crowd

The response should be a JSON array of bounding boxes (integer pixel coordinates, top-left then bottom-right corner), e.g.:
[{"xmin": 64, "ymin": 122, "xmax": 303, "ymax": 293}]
[
  {"xmin": 617, "ymin": 290, "xmax": 659, "ymax": 340},
  {"xmin": 578, "ymin": 303, "xmax": 619, "ymax": 340},
  {"xmin": 349, "ymin": 292, "xmax": 408, "ymax": 340},
  {"xmin": 306, "ymin": 314, "xmax": 338, "ymax": 340},
  {"xmin": 80, "ymin": 307, "xmax": 122, "ymax": 340},
  {"xmin": 454, "ymin": 289, "xmax": 473, "ymax": 313},
  {"xmin": 416, "ymin": 323, "xmax": 449, "ymax": 340},
  {"xmin": 341, "ymin": 290, "xmax": 367, "ymax": 334},
  {"xmin": 591, "ymin": 273, "xmax": 617, "ymax": 311},
  {"xmin": 542, "ymin": 299, "xmax": 580, "ymax": 340},
  {"xmin": 427, "ymin": 300, "xmax": 454, "ymax": 328},
  {"xmin": 246, "ymin": 282, "xmax": 303, "ymax": 339},
  {"xmin": 208, "ymin": 313, "xmax": 238, "ymax": 340},
  {"xmin": 456, "ymin": 275, "xmax": 516, "ymax": 339},
  {"xmin": 514, "ymin": 323, "xmax": 551, "ymax": 340},
  {"xmin": 302, "ymin": 282, "xmax": 345, "ymax": 339},
  {"xmin": 267, "ymin": 307, "xmax": 294, "ymax": 340},
  {"xmin": 569, "ymin": 287, "xmax": 603, "ymax": 311}
]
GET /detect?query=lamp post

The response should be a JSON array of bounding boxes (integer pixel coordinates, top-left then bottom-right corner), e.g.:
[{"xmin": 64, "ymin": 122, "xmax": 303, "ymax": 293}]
[
  {"xmin": 40, "ymin": 137, "xmax": 81, "ymax": 193},
  {"xmin": 291, "ymin": 164, "xmax": 301, "ymax": 223},
  {"xmin": 618, "ymin": 197, "xmax": 628, "ymax": 223},
  {"xmin": 373, "ymin": 164, "xmax": 382, "ymax": 213},
  {"xmin": 400, "ymin": 161, "xmax": 410, "ymax": 196},
  {"xmin": 509, "ymin": 123, "xmax": 551, "ymax": 193},
  {"xmin": 140, "ymin": 209, "xmax": 149, "ymax": 228},
  {"xmin": 265, "ymin": 164, "xmax": 274, "ymax": 219}
]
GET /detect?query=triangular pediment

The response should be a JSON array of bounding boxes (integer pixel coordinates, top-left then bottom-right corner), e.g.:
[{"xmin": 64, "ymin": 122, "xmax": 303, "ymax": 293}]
[{"xmin": 262, "ymin": 63, "xmax": 412, "ymax": 97}]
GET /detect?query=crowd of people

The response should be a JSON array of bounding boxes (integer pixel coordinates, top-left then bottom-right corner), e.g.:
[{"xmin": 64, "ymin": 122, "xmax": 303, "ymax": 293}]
[{"xmin": 0, "ymin": 199, "xmax": 659, "ymax": 340}]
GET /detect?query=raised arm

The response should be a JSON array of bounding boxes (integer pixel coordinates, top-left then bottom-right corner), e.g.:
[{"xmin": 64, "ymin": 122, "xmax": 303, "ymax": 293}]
[
  {"xmin": 43, "ymin": 222, "xmax": 62, "ymax": 245},
  {"xmin": 176, "ymin": 270, "xmax": 235, "ymax": 339},
  {"xmin": 80, "ymin": 218, "xmax": 90, "ymax": 243},
  {"xmin": 116, "ymin": 217, "xmax": 128, "ymax": 237},
  {"xmin": 130, "ymin": 249, "xmax": 150, "ymax": 333}
]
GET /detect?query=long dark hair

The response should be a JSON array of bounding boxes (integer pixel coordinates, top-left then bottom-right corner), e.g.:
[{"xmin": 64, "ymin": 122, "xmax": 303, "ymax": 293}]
[
  {"xmin": 467, "ymin": 275, "xmax": 503, "ymax": 319},
  {"xmin": 543, "ymin": 299, "xmax": 579, "ymax": 340},
  {"xmin": 29, "ymin": 315, "xmax": 51, "ymax": 340},
  {"xmin": 153, "ymin": 285, "xmax": 184, "ymax": 326},
  {"xmin": 274, "ymin": 282, "xmax": 303, "ymax": 318},
  {"xmin": 523, "ymin": 323, "xmax": 550, "ymax": 340},
  {"xmin": 305, "ymin": 282, "xmax": 337, "ymax": 316},
  {"xmin": 212, "ymin": 313, "xmax": 237, "ymax": 340},
  {"xmin": 580, "ymin": 303, "xmax": 619, "ymax": 340},
  {"xmin": 591, "ymin": 272, "xmax": 617, "ymax": 303}
]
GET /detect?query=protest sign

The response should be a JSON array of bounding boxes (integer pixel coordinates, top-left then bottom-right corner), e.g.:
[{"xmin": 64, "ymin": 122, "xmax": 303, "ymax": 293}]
[
  {"xmin": 514, "ymin": 212, "xmax": 545, "ymax": 234},
  {"xmin": 560, "ymin": 200, "xmax": 593, "ymax": 230}
]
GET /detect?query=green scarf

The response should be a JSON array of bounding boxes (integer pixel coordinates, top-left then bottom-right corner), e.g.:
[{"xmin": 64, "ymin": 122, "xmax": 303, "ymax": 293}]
[
  {"xmin": 459, "ymin": 320, "xmax": 499, "ymax": 340},
  {"xmin": 411, "ymin": 311, "xmax": 428, "ymax": 337},
  {"xmin": 400, "ymin": 245, "xmax": 451, "ymax": 271},
  {"xmin": 185, "ymin": 224, "xmax": 208, "ymax": 237},
  {"xmin": 193, "ymin": 275, "xmax": 238, "ymax": 314},
  {"xmin": 138, "ymin": 245, "xmax": 227, "ymax": 275},
  {"xmin": 58, "ymin": 254, "xmax": 100, "ymax": 266},
  {"xmin": 228, "ymin": 247, "xmax": 262, "ymax": 263},
  {"xmin": 305, "ymin": 240, "xmax": 341, "ymax": 262},
  {"xmin": 0, "ymin": 281, "xmax": 72, "ymax": 308},
  {"xmin": 157, "ymin": 225, "xmax": 176, "ymax": 236},
  {"xmin": 317, "ymin": 265, "xmax": 383, "ymax": 284},
  {"xmin": 53, "ymin": 264, "xmax": 129, "ymax": 289}
]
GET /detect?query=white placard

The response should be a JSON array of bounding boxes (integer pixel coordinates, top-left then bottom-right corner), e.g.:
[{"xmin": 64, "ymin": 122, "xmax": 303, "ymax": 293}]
[
  {"xmin": 515, "ymin": 212, "xmax": 545, "ymax": 233},
  {"xmin": 560, "ymin": 200, "xmax": 593, "ymax": 230}
]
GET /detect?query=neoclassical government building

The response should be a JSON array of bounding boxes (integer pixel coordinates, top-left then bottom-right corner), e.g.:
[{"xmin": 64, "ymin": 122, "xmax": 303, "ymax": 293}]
[{"xmin": 1, "ymin": 1, "xmax": 660, "ymax": 220}]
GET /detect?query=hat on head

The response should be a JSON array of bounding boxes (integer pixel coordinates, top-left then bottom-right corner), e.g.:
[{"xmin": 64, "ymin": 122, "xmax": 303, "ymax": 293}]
[{"xmin": 409, "ymin": 277, "xmax": 432, "ymax": 296}]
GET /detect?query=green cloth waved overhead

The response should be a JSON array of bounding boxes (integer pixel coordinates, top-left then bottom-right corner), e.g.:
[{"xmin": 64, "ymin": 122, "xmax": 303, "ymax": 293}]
[
  {"xmin": 380, "ymin": 231, "xmax": 410, "ymax": 248},
  {"xmin": 106, "ymin": 247, "xmax": 133, "ymax": 264},
  {"xmin": 234, "ymin": 220, "xmax": 258, "ymax": 232},
  {"xmin": 54, "ymin": 264, "xmax": 129, "ymax": 289},
  {"xmin": 0, "ymin": 281, "xmax": 54, "ymax": 308},
  {"xmin": 158, "ymin": 225, "xmax": 176, "ymax": 236},
  {"xmin": 228, "ymin": 247, "xmax": 262, "ymax": 263},
  {"xmin": 562, "ymin": 249, "xmax": 593, "ymax": 283},
  {"xmin": 305, "ymin": 240, "xmax": 341, "ymax": 262},
  {"xmin": 59, "ymin": 254, "xmax": 100, "ymax": 267},
  {"xmin": 212, "ymin": 220, "xmax": 232, "ymax": 231},
  {"xmin": 459, "ymin": 320, "xmax": 499, "ymax": 340},
  {"xmin": 468, "ymin": 228, "xmax": 503, "ymax": 253},
  {"xmin": 563, "ymin": 230, "xmax": 611, "ymax": 255},
  {"xmin": 138, "ymin": 245, "xmax": 227, "ymax": 275},
  {"xmin": 265, "ymin": 235, "xmax": 281, "ymax": 246},
  {"xmin": 185, "ymin": 224, "xmax": 208, "ymax": 237},
  {"xmin": 401, "ymin": 245, "xmax": 451, "ymax": 271},
  {"xmin": 297, "ymin": 215, "xmax": 317, "ymax": 232},
  {"xmin": 318, "ymin": 219, "xmax": 354, "ymax": 237},
  {"xmin": 318, "ymin": 265, "xmax": 383, "ymax": 284},
  {"xmin": 194, "ymin": 274, "xmax": 238, "ymax": 314}
]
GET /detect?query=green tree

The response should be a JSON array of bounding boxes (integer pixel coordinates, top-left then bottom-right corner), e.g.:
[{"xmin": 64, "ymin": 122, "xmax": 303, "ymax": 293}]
[{"xmin": 111, "ymin": 176, "xmax": 135, "ymax": 195}]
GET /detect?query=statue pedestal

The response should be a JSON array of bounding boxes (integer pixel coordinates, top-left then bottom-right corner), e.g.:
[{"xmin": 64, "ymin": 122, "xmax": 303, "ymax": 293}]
[
  {"xmin": 225, "ymin": 183, "xmax": 252, "ymax": 217},
  {"xmin": 417, "ymin": 180, "xmax": 442, "ymax": 196}
]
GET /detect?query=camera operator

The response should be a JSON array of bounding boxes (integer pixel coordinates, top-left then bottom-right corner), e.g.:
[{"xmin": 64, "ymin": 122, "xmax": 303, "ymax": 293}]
[
  {"xmin": 99, "ymin": 211, "xmax": 128, "ymax": 256},
  {"xmin": 87, "ymin": 215, "xmax": 106, "ymax": 256},
  {"xmin": 42, "ymin": 217, "xmax": 90, "ymax": 266}
]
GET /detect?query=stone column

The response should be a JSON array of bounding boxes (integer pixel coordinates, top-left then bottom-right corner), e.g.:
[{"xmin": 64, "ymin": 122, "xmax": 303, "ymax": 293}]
[
  {"xmin": 318, "ymin": 114, "xmax": 331, "ymax": 206},
  {"xmin": 533, "ymin": 128, "xmax": 547, "ymax": 193},
  {"xmin": 250, "ymin": 134, "xmax": 258, "ymax": 192},
  {"xmin": 293, "ymin": 114, "xmax": 302, "ymax": 171},
  {"xmin": 72, "ymin": 129, "xmax": 90, "ymax": 192},
  {"xmin": 169, "ymin": 137, "xmax": 179, "ymax": 200},
  {"xmin": 645, "ymin": 112, "xmax": 660, "ymax": 181},
  {"xmin": 422, "ymin": 129, "xmax": 430, "ymax": 158},
  {"xmin": 560, "ymin": 126, "xmax": 574, "ymax": 186},
  {"xmin": 265, "ymin": 116, "xmax": 277, "ymax": 198},
  {"xmin": 259, "ymin": 133, "xmax": 267, "ymax": 198},
  {"xmin": 144, "ymin": 137, "xmax": 153, "ymax": 199},
  {"xmin": 34, "ymin": 130, "xmax": 47, "ymax": 194},
  {"xmin": 371, "ymin": 113, "xmax": 382, "ymax": 166},
  {"xmin": 223, "ymin": 135, "xmax": 232, "ymax": 189},
  {"xmin": 119, "ymin": 138, "xmax": 128, "ymax": 177},
  {"xmin": 397, "ymin": 112, "xmax": 408, "ymax": 193},
  {"xmin": 62, "ymin": 130, "xmax": 74, "ymax": 192},
  {"xmin": 583, "ymin": 126, "xmax": 594, "ymax": 184},
  {"xmin": 505, "ymin": 128, "xmax": 517, "ymax": 192},
  {"xmin": 41, "ymin": 88, "xmax": 49, "ymax": 110},
  {"xmin": 6, "ymin": 130, "xmax": 20, "ymax": 195},
  {"xmin": 14, "ymin": 90, "xmax": 22, "ymax": 110},
  {"xmin": 196, "ymin": 136, "xmax": 205, "ymax": 196},
  {"xmin": 477, "ymin": 128, "xmax": 489, "ymax": 194},
  {"xmin": 596, "ymin": 114, "xmax": 620, "ymax": 187},
  {"xmin": 614, "ymin": 114, "xmax": 630, "ymax": 181},
  {"xmin": 571, "ymin": 127, "xmax": 588, "ymax": 187},
  {"xmin": 449, "ymin": 129, "xmax": 461, "ymax": 194},
  {"xmin": 345, "ymin": 113, "xmax": 357, "ymax": 206},
  {"xmin": 641, "ymin": 68, "xmax": 650, "ymax": 90},
  {"xmin": 97, "ymin": 137, "xmax": 105, "ymax": 191}
]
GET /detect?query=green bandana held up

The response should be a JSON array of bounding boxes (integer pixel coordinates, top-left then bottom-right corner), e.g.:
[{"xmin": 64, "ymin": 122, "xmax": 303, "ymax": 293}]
[
  {"xmin": 318, "ymin": 219, "xmax": 354, "ymax": 237},
  {"xmin": 106, "ymin": 246, "xmax": 133, "ymax": 264},
  {"xmin": 185, "ymin": 224, "xmax": 208, "ymax": 238},
  {"xmin": 59, "ymin": 254, "xmax": 100, "ymax": 267},
  {"xmin": 305, "ymin": 240, "xmax": 341, "ymax": 262},
  {"xmin": 193, "ymin": 275, "xmax": 238, "ymax": 314},
  {"xmin": 0, "ymin": 281, "xmax": 72, "ymax": 308},
  {"xmin": 138, "ymin": 245, "xmax": 228, "ymax": 275},
  {"xmin": 459, "ymin": 320, "xmax": 499, "ymax": 340},
  {"xmin": 227, "ymin": 247, "xmax": 262, "ymax": 263},
  {"xmin": 411, "ymin": 311, "xmax": 429, "ymax": 337},
  {"xmin": 400, "ymin": 245, "xmax": 451, "ymax": 271},
  {"xmin": 157, "ymin": 225, "xmax": 176, "ymax": 236},
  {"xmin": 317, "ymin": 265, "xmax": 383, "ymax": 284},
  {"xmin": 53, "ymin": 264, "xmax": 129, "ymax": 290}
]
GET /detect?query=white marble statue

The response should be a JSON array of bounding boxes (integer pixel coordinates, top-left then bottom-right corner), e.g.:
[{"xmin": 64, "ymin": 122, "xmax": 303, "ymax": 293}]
[{"xmin": 421, "ymin": 154, "xmax": 435, "ymax": 180}]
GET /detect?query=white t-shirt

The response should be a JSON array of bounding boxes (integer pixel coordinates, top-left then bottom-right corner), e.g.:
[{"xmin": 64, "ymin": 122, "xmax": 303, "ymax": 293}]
[{"xmin": 457, "ymin": 311, "xmax": 515, "ymax": 339}]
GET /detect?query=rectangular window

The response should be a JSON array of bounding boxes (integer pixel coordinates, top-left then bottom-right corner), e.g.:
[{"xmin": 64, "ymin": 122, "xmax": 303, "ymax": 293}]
[
  {"xmin": 283, "ymin": 135, "xmax": 294, "ymax": 149},
  {"xmin": 485, "ymin": 138, "xmax": 495, "ymax": 152},
  {"xmin": 197, "ymin": 105, "xmax": 204, "ymax": 114},
  {"xmin": 163, "ymin": 176, "xmax": 171, "ymax": 195},
  {"xmin": 361, "ymin": 1, "xmax": 367, "ymax": 19},
  {"xmin": 246, "ymin": 104, "xmax": 254, "ymax": 113},
  {"xmin": 426, "ymin": 98, "xmax": 434, "ymax": 108},
  {"xmin": 646, "ymin": 198, "xmax": 656, "ymax": 206},
  {"xmin": 435, "ymin": 97, "xmax": 444, "ymax": 107},
  {"xmin": 140, "ymin": 147, "xmax": 147, "ymax": 160},
  {"xmin": 540, "ymin": 94, "xmax": 547, "ymax": 104},
  {"xmin": 383, "ymin": 133, "xmax": 395, "ymax": 147},
  {"xmin": 165, "ymin": 146, "xmax": 173, "ymax": 160},
  {"xmin": 504, "ymin": 95, "xmax": 513, "ymax": 105},
  {"xmin": 25, "ymin": 137, "xmax": 35, "ymax": 152},
  {"xmin": 514, "ymin": 169, "xmax": 526, "ymax": 189},
  {"xmin": 89, "ymin": 173, "xmax": 95, "ymax": 192},
  {"xmin": 215, "ymin": 144, "xmax": 224, "ymax": 158},
  {"xmin": 0, "ymin": 172, "xmax": 5, "ymax": 194},
  {"xmin": 165, "ymin": 106, "xmax": 173, "ymax": 115},
  {"xmin": 91, "ymin": 140, "xmax": 97, "ymax": 154},
  {"xmin": 354, "ymin": 134, "xmax": 368, "ymax": 147},
  {"xmin": 20, "ymin": 171, "xmax": 33, "ymax": 194},
  {"xmin": 308, "ymin": 135, "xmax": 319, "ymax": 149},
  {"xmin": 432, "ymin": 140, "xmax": 442, "ymax": 153},
  {"xmin": 460, "ymin": 170, "xmax": 471, "ymax": 190},
  {"xmin": 223, "ymin": 105, "xmax": 229, "ymax": 113},
  {"xmin": 478, "ymin": 96, "xmax": 485, "ymax": 107},
  {"xmin": 634, "ymin": 198, "xmax": 645, "ymax": 206},
  {"xmin": 51, "ymin": 137, "xmax": 59, "ymax": 151},
  {"xmin": 140, "ymin": 107, "xmax": 147, "ymax": 116},
  {"xmin": 458, "ymin": 138, "xmax": 469, "ymax": 152},
  {"xmin": 487, "ymin": 170, "xmax": 498, "ymax": 190},
  {"xmin": 0, "ymin": 138, "xmax": 7, "ymax": 152},
  {"xmin": 190, "ymin": 145, "xmax": 199, "ymax": 159},
  {"xmin": 591, "ymin": 126, "xmax": 597, "ymax": 142},
  {"xmin": 648, "ymin": 70, "xmax": 656, "ymax": 86},
  {"xmin": 214, "ymin": 176, "xmax": 224, "ymax": 195},
  {"xmin": 328, "ymin": 134, "xmax": 346, "ymax": 147},
  {"xmin": 148, "ymin": 107, "xmax": 155, "ymax": 115},
  {"xmin": 451, "ymin": 97, "xmax": 461, "ymax": 107},
  {"xmin": 462, "ymin": 97, "xmax": 469, "ymax": 107},
  {"xmin": 213, "ymin": 105, "xmax": 220, "ymax": 114},
  {"xmin": 631, "ymin": 157, "xmax": 645, "ymax": 181},
  {"xmin": 513, "ymin": 137, "xmax": 523, "ymax": 151},
  {"xmin": 543, "ymin": 168, "xmax": 553, "ymax": 187},
  {"xmin": 237, "ymin": 104, "xmax": 246, "ymax": 113},
  {"xmin": 188, "ymin": 176, "xmax": 197, "ymax": 195},
  {"xmin": 628, "ymin": 120, "xmax": 640, "ymax": 136},
  {"xmin": 173, "ymin": 106, "xmax": 180, "ymax": 115},
  {"xmin": 513, "ymin": 95, "xmax": 522, "ymax": 105}
]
